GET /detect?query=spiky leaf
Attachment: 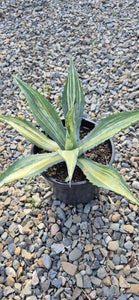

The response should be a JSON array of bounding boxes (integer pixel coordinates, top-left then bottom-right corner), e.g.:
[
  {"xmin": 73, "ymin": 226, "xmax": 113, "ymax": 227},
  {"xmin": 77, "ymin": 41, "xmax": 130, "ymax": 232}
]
[
  {"xmin": 62, "ymin": 57, "xmax": 85, "ymax": 140},
  {"xmin": 14, "ymin": 77, "xmax": 66, "ymax": 149},
  {"xmin": 58, "ymin": 148, "xmax": 79, "ymax": 186},
  {"xmin": 0, "ymin": 153, "xmax": 63, "ymax": 188},
  {"xmin": 0, "ymin": 115, "xmax": 59, "ymax": 151},
  {"xmin": 65, "ymin": 102, "xmax": 77, "ymax": 150},
  {"xmin": 77, "ymin": 157, "xmax": 139, "ymax": 205},
  {"xmin": 79, "ymin": 110, "xmax": 139, "ymax": 154}
]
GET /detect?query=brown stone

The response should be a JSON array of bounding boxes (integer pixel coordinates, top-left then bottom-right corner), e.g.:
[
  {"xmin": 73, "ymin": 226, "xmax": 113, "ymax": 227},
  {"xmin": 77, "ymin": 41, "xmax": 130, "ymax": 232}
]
[
  {"xmin": 0, "ymin": 210, "xmax": 3, "ymax": 217},
  {"xmin": 6, "ymin": 275, "xmax": 15, "ymax": 287},
  {"xmin": 100, "ymin": 247, "xmax": 108, "ymax": 257},
  {"xmin": 84, "ymin": 244, "xmax": 93, "ymax": 252},
  {"xmin": 103, "ymin": 276, "xmax": 111, "ymax": 286},
  {"xmin": 61, "ymin": 261, "xmax": 77, "ymax": 276},
  {"xmin": 108, "ymin": 241, "xmax": 119, "ymax": 251},
  {"xmin": 123, "ymin": 265, "xmax": 130, "ymax": 276},
  {"xmin": 129, "ymin": 203, "xmax": 138, "ymax": 211},
  {"xmin": 17, "ymin": 145, "xmax": 24, "ymax": 151},
  {"xmin": 14, "ymin": 283, "xmax": 22, "ymax": 292},
  {"xmin": 123, "ymin": 225, "xmax": 134, "ymax": 233},
  {"xmin": 20, "ymin": 195, "xmax": 27, "ymax": 201},
  {"xmin": 37, "ymin": 258, "xmax": 46, "ymax": 268},
  {"xmin": 111, "ymin": 213, "xmax": 121, "ymax": 222},
  {"xmin": 21, "ymin": 249, "xmax": 32, "ymax": 260},
  {"xmin": 119, "ymin": 275, "xmax": 130, "ymax": 288},
  {"xmin": 17, "ymin": 267, "xmax": 23, "ymax": 278},
  {"xmin": 127, "ymin": 284, "xmax": 139, "ymax": 294},
  {"xmin": 14, "ymin": 247, "xmax": 21, "ymax": 256}
]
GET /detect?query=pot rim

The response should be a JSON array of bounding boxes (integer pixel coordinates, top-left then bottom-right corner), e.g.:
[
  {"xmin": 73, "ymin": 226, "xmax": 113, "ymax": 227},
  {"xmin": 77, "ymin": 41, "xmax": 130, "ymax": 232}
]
[{"xmin": 31, "ymin": 118, "xmax": 115, "ymax": 186}]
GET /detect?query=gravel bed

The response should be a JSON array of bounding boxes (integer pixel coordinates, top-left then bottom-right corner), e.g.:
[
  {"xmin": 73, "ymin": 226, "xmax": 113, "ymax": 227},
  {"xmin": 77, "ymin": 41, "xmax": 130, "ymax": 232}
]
[{"xmin": 0, "ymin": 0, "xmax": 139, "ymax": 299}]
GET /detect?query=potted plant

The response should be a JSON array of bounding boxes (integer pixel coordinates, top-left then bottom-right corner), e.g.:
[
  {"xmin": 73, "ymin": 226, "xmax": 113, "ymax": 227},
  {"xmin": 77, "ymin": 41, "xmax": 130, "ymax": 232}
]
[{"xmin": 0, "ymin": 58, "xmax": 139, "ymax": 206}]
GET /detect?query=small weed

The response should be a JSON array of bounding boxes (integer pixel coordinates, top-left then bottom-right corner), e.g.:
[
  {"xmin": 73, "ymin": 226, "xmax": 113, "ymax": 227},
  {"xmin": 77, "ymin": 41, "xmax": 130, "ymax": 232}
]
[
  {"xmin": 112, "ymin": 9, "xmax": 117, "ymax": 16},
  {"xmin": 119, "ymin": 61, "xmax": 124, "ymax": 66},
  {"xmin": 27, "ymin": 197, "xmax": 41, "ymax": 208},
  {"xmin": 43, "ymin": 82, "xmax": 51, "ymax": 97},
  {"xmin": 20, "ymin": 276, "xmax": 25, "ymax": 283},
  {"xmin": 56, "ymin": 97, "xmax": 61, "ymax": 107},
  {"xmin": 27, "ymin": 197, "xmax": 35, "ymax": 206},
  {"xmin": 94, "ymin": 41, "xmax": 99, "ymax": 45},
  {"xmin": 85, "ymin": 89, "xmax": 90, "ymax": 94},
  {"xmin": 90, "ymin": 154, "xmax": 94, "ymax": 160}
]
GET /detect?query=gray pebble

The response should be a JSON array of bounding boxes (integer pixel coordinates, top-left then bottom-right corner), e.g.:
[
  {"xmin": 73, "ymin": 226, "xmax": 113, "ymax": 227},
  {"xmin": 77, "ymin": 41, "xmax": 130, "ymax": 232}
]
[
  {"xmin": 40, "ymin": 279, "xmax": 50, "ymax": 292},
  {"xmin": 57, "ymin": 208, "xmax": 66, "ymax": 220},
  {"xmin": 69, "ymin": 247, "xmax": 82, "ymax": 261},
  {"xmin": 124, "ymin": 241, "xmax": 133, "ymax": 250},
  {"xmin": 113, "ymin": 255, "xmax": 120, "ymax": 265},
  {"xmin": 0, "ymin": 227, "xmax": 4, "ymax": 235},
  {"xmin": 41, "ymin": 254, "xmax": 52, "ymax": 270},
  {"xmin": 128, "ymin": 211, "xmax": 136, "ymax": 222},
  {"xmin": 8, "ymin": 243, "xmax": 16, "ymax": 255},
  {"xmin": 91, "ymin": 276, "xmax": 101, "ymax": 287},
  {"xmin": 84, "ymin": 203, "xmax": 91, "ymax": 214},
  {"xmin": 64, "ymin": 216, "xmax": 72, "ymax": 228},
  {"xmin": 0, "ymin": 287, "xmax": 3, "ymax": 300},
  {"xmin": 132, "ymin": 181, "xmax": 139, "ymax": 190},
  {"xmin": 3, "ymin": 287, "xmax": 14, "ymax": 296},
  {"xmin": 83, "ymin": 275, "xmax": 92, "ymax": 288},
  {"xmin": 51, "ymin": 243, "xmax": 65, "ymax": 254},
  {"xmin": 0, "ymin": 266, "xmax": 5, "ymax": 283},
  {"xmin": 134, "ymin": 236, "xmax": 139, "ymax": 242},
  {"xmin": 120, "ymin": 254, "xmax": 127, "ymax": 264},
  {"xmin": 51, "ymin": 278, "xmax": 62, "ymax": 288},
  {"xmin": 97, "ymin": 266, "xmax": 106, "ymax": 279},
  {"xmin": 1, "ymin": 232, "xmax": 7, "ymax": 241},
  {"xmin": 117, "ymin": 295, "xmax": 127, "ymax": 300},
  {"xmin": 110, "ymin": 223, "xmax": 120, "ymax": 231}
]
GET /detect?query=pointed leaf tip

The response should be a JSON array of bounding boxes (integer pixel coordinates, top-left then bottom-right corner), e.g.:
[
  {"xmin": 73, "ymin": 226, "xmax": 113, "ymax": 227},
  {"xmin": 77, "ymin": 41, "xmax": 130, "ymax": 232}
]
[
  {"xmin": 13, "ymin": 76, "xmax": 66, "ymax": 148},
  {"xmin": 58, "ymin": 149, "xmax": 79, "ymax": 184},
  {"xmin": 78, "ymin": 157, "xmax": 139, "ymax": 206}
]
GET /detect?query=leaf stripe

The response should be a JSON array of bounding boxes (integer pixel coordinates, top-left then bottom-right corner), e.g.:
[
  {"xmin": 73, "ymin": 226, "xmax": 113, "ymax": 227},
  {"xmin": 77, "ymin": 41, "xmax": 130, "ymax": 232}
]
[
  {"xmin": 78, "ymin": 157, "xmax": 139, "ymax": 205},
  {"xmin": 0, "ymin": 115, "xmax": 59, "ymax": 151},
  {"xmin": 62, "ymin": 58, "xmax": 85, "ymax": 140},
  {"xmin": 79, "ymin": 110, "xmax": 139, "ymax": 153},
  {"xmin": 0, "ymin": 153, "xmax": 63, "ymax": 188},
  {"xmin": 14, "ymin": 77, "xmax": 66, "ymax": 148}
]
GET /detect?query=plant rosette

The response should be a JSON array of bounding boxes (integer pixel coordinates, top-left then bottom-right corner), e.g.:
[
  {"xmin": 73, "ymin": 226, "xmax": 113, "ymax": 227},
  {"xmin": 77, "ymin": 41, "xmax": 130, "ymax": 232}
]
[
  {"xmin": 31, "ymin": 118, "xmax": 115, "ymax": 205},
  {"xmin": 0, "ymin": 58, "xmax": 139, "ymax": 206}
]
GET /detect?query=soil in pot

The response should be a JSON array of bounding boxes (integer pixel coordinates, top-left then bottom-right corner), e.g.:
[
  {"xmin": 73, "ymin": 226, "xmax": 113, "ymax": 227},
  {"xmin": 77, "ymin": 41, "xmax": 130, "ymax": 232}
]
[{"xmin": 35, "ymin": 126, "xmax": 112, "ymax": 183}]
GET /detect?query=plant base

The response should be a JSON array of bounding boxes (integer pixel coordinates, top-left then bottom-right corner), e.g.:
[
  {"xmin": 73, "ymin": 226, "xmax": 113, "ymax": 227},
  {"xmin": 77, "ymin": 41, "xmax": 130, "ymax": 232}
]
[{"xmin": 31, "ymin": 119, "xmax": 115, "ymax": 206}]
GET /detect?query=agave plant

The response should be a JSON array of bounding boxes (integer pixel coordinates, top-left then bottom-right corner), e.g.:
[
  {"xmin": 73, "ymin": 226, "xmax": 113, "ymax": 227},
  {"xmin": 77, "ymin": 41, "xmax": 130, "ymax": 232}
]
[{"xmin": 0, "ymin": 58, "xmax": 139, "ymax": 205}]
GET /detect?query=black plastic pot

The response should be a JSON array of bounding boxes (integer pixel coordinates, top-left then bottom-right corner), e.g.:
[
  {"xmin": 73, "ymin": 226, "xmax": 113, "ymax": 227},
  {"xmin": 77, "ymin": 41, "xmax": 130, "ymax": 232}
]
[{"xmin": 31, "ymin": 119, "xmax": 115, "ymax": 206}]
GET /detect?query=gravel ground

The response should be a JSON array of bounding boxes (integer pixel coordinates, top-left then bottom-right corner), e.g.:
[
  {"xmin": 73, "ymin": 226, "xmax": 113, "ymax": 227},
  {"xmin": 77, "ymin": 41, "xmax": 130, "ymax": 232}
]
[{"xmin": 0, "ymin": 0, "xmax": 139, "ymax": 299}]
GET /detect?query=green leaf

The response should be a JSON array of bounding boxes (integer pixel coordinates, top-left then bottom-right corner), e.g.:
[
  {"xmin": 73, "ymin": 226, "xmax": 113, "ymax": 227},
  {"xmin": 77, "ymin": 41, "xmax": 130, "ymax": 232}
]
[
  {"xmin": 79, "ymin": 110, "xmax": 139, "ymax": 154},
  {"xmin": 58, "ymin": 148, "xmax": 79, "ymax": 186},
  {"xmin": 62, "ymin": 57, "xmax": 85, "ymax": 140},
  {"xmin": 65, "ymin": 102, "xmax": 77, "ymax": 150},
  {"xmin": 77, "ymin": 157, "xmax": 139, "ymax": 205},
  {"xmin": 0, "ymin": 153, "xmax": 63, "ymax": 188},
  {"xmin": 0, "ymin": 115, "xmax": 59, "ymax": 151},
  {"xmin": 14, "ymin": 77, "xmax": 66, "ymax": 149}
]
